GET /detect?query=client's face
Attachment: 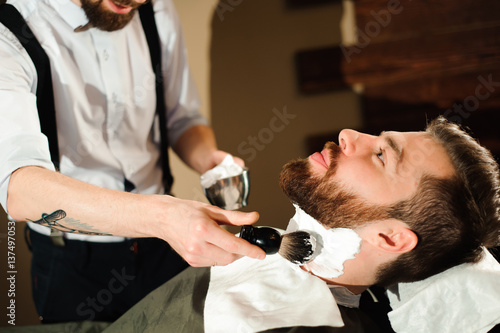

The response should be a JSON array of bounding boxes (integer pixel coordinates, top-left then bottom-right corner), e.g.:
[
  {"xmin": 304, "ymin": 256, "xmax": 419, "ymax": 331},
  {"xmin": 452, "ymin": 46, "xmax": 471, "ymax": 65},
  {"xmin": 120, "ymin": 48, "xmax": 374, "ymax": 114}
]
[{"xmin": 280, "ymin": 130, "xmax": 454, "ymax": 227}]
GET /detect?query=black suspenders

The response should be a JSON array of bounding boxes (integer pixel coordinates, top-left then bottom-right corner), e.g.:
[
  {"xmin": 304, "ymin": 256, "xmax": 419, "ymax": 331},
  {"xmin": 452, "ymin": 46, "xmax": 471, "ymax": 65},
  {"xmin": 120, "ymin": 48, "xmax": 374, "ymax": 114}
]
[
  {"xmin": 0, "ymin": 2, "xmax": 173, "ymax": 193},
  {"xmin": 139, "ymin": 2, "xmax": 173, "ymax": 193}
]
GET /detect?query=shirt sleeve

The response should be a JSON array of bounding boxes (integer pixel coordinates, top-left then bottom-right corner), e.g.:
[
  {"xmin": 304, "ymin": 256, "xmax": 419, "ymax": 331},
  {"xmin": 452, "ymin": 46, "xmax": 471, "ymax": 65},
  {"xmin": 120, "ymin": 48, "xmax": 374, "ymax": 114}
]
[
  {"xmin": 0, "ymin": 24, "xmax": 55, "ymax": 215},
  {"xmin": 155, "ymin": 0, "xmax": 209, "ymax": 148}
]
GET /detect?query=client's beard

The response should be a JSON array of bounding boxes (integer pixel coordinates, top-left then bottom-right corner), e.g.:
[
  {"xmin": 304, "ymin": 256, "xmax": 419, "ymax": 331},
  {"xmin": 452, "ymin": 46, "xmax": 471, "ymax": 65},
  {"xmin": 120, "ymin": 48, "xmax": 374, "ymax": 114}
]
[
  {"xmin": 279, "ymin": 141, "xmax": 388, "ymax": 228},
  {"xmin": 81, "ymin": 0, "xmax": 141, "ymax": 32}
]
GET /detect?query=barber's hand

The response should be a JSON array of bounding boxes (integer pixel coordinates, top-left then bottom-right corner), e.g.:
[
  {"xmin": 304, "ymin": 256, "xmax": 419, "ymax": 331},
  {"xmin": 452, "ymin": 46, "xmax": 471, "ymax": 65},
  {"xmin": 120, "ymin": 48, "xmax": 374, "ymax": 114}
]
[{"xmin": 157, "ymin": 196, "xmax": 266, "ymax": 267}]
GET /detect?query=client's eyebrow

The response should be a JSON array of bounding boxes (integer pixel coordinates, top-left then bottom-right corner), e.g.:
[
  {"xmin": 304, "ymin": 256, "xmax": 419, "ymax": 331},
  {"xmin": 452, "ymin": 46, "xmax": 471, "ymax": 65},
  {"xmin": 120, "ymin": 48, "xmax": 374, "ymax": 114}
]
[{"xmin": 380, "ymin": 131, "xmax": 403, "ymax": 166}]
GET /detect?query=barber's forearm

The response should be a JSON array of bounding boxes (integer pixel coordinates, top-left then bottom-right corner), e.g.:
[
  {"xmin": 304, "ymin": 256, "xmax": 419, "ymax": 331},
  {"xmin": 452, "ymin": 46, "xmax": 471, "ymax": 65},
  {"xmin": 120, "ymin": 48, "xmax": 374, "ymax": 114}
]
[
  {"xmin": 173, "ymin": 125, "xmax": 219, "ymax": 174},
  {"xmin": 6, "ymin": 166, "xmax": 155, "ymax": 237},
  {"xmin": 6, "ymin": 165, "xmax": 266, "ymax": 266}
]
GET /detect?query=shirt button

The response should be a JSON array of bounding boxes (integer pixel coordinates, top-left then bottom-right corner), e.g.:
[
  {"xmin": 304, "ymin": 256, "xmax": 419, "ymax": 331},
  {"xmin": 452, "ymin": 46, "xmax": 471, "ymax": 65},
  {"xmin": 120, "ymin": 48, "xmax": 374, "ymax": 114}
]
[{"xmin": 103, "ymin": 50, "xmax": 109, "ymax": 61}]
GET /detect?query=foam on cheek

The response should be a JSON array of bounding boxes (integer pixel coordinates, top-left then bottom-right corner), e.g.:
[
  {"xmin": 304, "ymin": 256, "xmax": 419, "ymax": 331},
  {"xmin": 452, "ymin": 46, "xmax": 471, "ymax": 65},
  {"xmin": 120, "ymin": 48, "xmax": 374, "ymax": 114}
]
[{"xmin": 285, "ymin": 205, "xmax": 362, "ymax": 279}]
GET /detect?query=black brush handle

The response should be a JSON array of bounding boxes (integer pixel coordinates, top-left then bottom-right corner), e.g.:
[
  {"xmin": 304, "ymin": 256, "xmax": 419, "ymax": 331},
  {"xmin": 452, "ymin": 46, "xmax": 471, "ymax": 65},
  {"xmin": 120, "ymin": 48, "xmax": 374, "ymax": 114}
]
[{"xmin": 239, "ymin": 225, "xmax": 281, "ymax": 254}]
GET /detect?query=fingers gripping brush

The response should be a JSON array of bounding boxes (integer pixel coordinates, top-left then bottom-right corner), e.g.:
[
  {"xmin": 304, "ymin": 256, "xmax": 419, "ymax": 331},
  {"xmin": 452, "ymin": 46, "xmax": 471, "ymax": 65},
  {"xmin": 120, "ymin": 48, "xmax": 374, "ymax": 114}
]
[{"xmin": 239, "ymin": 225, "xmax": 316, "ymax": 264}]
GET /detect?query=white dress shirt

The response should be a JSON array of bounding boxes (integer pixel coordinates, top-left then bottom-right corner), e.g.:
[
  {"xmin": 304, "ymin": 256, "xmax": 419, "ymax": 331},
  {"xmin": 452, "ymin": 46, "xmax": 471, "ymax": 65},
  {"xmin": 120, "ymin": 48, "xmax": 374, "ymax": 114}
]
[{"xmin": 0, "ymin": 0, "xmax": 207, "ymax": 241}]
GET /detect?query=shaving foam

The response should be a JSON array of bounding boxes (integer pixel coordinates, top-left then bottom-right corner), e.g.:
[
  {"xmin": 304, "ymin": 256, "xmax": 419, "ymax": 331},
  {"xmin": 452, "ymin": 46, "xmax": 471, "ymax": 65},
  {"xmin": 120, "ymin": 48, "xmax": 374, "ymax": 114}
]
[{"xmin": 285, "ymin": 204, "xmax": 362, "ymax": 279}]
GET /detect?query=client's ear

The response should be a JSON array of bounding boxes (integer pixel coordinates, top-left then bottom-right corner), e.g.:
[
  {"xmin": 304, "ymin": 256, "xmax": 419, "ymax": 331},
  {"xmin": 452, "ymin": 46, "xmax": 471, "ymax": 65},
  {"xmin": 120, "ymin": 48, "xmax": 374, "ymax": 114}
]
[{"xmin": 375, "ymin": 220, "xmax": 418, "ymax": 254}]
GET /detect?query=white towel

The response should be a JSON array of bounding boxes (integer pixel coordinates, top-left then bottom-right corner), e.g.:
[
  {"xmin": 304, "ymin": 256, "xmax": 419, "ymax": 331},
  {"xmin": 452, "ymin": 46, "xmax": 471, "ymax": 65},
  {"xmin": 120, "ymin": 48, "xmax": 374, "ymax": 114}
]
[
  {"xmin": 204, "ymin": 254, "xmax": 344, "ymax": 333},
  {"xmin": 387, "ymin": 248, "xmax": 500, "ymax": 333}
]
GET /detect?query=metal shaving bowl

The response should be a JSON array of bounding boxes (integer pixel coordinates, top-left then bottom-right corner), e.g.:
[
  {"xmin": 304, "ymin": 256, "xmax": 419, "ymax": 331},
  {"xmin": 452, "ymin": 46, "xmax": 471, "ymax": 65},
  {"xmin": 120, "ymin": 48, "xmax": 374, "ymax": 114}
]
[{"xmin": 203, "ymin": 168, "xmax": 250, "ymax": 210}]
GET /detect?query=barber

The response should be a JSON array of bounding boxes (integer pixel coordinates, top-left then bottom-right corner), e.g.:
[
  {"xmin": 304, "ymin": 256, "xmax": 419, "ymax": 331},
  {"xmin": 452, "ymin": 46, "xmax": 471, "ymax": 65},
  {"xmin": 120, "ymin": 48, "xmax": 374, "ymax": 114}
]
[{"xmin": 0, "ymin": 0, "xmax": 265, "ymax": 323}]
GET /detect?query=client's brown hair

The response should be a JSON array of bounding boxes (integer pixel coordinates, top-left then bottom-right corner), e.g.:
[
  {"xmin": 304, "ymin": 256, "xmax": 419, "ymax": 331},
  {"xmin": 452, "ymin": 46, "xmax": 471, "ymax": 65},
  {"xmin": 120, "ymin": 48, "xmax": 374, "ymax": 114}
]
[{"xmin": 376, "ymin": 117, "xmax": 500, "ymax": 286}]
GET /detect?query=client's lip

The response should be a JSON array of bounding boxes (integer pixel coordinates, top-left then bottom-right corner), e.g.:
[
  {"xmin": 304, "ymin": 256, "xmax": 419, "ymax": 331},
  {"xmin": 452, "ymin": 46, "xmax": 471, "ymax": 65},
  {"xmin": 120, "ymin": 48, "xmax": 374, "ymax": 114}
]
[{"xmin": 309, "ymin": 150, "xmax": 329, "ymax": 169}]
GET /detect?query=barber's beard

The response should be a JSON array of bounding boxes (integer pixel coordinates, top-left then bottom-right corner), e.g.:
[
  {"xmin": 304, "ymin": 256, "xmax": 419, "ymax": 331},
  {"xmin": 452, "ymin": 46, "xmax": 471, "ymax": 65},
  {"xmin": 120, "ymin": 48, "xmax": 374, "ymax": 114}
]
[
  {"xmin": 279, "ymin": 141, "xmax": 388, "ymax": 228},
  {"xmin": 80, "ymin": 0, "xmax": 142, "ymax": 32}
]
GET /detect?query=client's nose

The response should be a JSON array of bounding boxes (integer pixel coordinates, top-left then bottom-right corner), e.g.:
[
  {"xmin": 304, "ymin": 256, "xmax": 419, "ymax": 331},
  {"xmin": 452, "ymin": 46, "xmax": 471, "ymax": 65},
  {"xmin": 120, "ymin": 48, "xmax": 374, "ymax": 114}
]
[{"xmin": 338, "ymin": 129, "xmax": 359, "ymax": 156}]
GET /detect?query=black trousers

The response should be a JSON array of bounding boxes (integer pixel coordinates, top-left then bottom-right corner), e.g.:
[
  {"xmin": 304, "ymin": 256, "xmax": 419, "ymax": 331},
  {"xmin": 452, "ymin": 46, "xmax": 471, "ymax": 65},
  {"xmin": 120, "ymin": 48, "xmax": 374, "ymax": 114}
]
[{"xmin": 28, "ymin": 228, "xmax": 189, "ymax": 323}]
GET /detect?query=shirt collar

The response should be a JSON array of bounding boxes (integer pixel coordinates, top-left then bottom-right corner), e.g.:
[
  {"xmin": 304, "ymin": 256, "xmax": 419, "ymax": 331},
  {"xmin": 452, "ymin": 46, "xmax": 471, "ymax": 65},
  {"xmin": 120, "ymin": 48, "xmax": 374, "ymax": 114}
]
[{"xmin": 46, "ymin": 0, "xmax": 90, "ymax": 31}]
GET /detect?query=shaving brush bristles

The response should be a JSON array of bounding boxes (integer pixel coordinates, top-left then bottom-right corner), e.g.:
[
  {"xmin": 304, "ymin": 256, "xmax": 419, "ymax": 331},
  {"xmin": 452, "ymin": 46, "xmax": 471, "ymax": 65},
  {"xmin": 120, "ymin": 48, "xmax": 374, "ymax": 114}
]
[
  {"xmin": 279, "ymin": 231, "xmax": 315, "ymax": 264},
  {"xmin": 239, "ymin": 225, "xmax": 315, "ymax": 264}
]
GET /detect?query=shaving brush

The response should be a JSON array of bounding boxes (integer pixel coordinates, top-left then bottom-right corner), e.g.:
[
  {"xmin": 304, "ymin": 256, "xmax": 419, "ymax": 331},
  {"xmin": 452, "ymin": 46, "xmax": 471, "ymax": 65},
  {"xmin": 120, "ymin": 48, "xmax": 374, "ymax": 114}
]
[{"xmin": 239, "ymin": 225, "xmax": 316, "ymax": 264}]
